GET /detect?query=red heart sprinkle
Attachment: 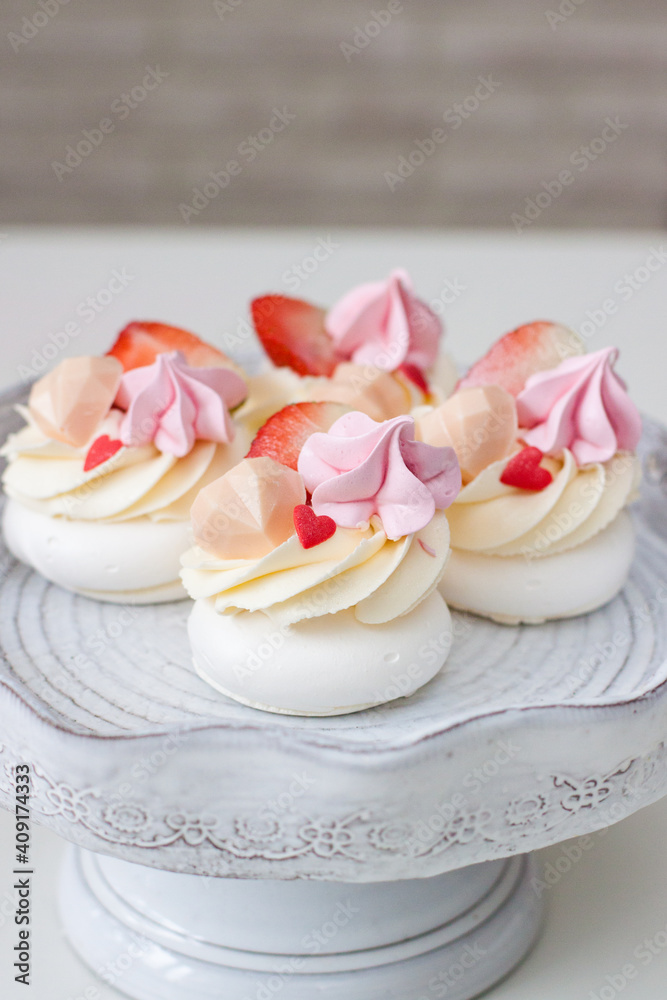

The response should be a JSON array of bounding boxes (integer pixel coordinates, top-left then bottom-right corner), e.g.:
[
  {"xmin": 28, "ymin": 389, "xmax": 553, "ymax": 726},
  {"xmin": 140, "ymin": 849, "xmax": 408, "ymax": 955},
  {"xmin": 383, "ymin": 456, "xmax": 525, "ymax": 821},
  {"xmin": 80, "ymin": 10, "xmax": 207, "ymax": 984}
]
[
  {"xmin": 500, "ymin": 447, "xmax": 553, "ymax": 492},
  {"xmin": 84, "ymin": 435, "xmax": 123, "ymax": 472},
  {"xmin": 293, "ymin": 504, "xmax": 337, "ymax": 549}
]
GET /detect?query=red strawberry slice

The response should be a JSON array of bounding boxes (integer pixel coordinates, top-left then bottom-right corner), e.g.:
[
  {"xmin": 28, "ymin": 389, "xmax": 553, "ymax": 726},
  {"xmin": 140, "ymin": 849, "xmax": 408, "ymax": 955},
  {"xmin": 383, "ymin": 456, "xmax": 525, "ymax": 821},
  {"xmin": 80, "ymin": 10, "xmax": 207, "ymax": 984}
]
[
  {"xmin": 251, "ymin": 295, "xmax": 340, "ymax": 377},
  {"xmin": 293, "ymin": 504, "xmax": 336, "ymax": 549},
  {"xmin": 457, "ymin": 321, "xmax": 583, "ymax": 397},
  {"xmin": 500, "ymin": 447, "xmax": 553, "ymax": 491},
  {"xmin": 84, "ymin": 435, "xmax": 123, "ymax": 472},
  {"xmin": 399, "ymin": 362, "xmax": 429, "ymax": 394},
  {"xmin": 247, "ymin": 401, "xmax": 349, "ymax": 471},
  {"xmin": 107, "ymin": 321, "xmax": 237, "ymax": 373}
]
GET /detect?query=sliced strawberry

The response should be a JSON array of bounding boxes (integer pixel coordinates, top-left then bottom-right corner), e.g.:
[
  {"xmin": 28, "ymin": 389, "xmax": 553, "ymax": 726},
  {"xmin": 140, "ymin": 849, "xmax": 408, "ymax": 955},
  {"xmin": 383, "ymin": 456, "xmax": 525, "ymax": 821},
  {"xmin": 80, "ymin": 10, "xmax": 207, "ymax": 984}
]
[
  {"xmin": 251, "ymin": 295, "xmax": 339, "ymax": 377},
  {"xmin": 457, "ymin": 321, "xmax": 583, "ymax": 397},
  {"xmin": 247, "ymin": 401, "xmax": 350, "ymax": 471},
  {"xmin": 107, "ymin": 321, "xmax": 237, "ymax": 372},
  {"xmin": 399, "ymin": 362, "xmax": 429, "ymax": 394}
]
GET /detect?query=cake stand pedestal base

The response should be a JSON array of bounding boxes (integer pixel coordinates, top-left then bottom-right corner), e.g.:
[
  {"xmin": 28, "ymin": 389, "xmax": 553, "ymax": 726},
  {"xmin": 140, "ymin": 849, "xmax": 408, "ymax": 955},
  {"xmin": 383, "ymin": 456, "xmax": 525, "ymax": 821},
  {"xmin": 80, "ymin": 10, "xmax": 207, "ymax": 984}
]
[{"xmin": 60, "ymin": 848, "xmax": 543, "ymax": 1000}]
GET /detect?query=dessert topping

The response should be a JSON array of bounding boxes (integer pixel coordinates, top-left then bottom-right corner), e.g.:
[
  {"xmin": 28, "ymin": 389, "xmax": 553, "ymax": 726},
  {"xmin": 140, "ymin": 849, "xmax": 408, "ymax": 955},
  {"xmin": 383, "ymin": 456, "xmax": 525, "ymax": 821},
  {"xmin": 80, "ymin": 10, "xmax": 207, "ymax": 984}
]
[
  {"xmin": 28, "ymin": 355, "xmax": 123, "ymax": 448},
  {"xmin": 116, "ymin": 350, "xmax": 247, "ymax": 457},
  {"xmin": 516, "ymin": 346, "xmax": 642, "ymax": 465},
  {"xmin": 298, "ymin": 411, "xmax": 461, "ymax": 540},
  {"xmin": 500, "ymin": 447, "xmax": 553, "ymax": 492}
]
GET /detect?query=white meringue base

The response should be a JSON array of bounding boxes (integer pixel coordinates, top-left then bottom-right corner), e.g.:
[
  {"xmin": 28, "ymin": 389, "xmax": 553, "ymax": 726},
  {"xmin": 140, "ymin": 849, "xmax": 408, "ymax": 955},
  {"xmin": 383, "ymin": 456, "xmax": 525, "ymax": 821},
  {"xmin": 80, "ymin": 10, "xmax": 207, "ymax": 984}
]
[
  {"xmin": 439, "ymin": 510, "xmax": 635, "ymax": 625},
  {"xmin": 2, "ymin": 499, "xmax": 189, "ymax": 604},
  {"xmin": 188, "ymin": 590, "xmax": 453, "ymax": 716}
]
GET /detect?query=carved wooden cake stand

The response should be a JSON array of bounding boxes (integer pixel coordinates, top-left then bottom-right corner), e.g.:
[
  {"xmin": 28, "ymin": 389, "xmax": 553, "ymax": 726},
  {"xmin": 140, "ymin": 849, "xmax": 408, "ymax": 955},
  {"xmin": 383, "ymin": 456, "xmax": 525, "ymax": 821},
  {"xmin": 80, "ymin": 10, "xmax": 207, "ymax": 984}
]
[{"xmin": 1, "ymin": 385, "xmax": 667, "ymax": 1000}]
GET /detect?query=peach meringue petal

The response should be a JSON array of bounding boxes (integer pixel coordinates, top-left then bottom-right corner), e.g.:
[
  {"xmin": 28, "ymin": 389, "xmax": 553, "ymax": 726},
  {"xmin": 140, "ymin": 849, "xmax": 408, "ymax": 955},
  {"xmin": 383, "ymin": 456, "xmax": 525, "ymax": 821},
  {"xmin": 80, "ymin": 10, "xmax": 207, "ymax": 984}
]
[
  {"xmin": 191, "ymin": 457, "xmax": 305, "ymax": 561},
  {"xmin": 28, "ymin": 356, "xmax": 123, "ymax": 448},
  {"xmin": 418, "ymin": 385, "xmax": 518, "ymax": 483}
]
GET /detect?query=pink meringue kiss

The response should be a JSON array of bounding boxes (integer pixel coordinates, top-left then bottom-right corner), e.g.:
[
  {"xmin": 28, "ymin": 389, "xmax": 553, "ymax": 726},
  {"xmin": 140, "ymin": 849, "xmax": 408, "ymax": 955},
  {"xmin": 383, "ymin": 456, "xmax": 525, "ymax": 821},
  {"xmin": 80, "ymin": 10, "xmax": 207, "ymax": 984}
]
[
  {"xmin": 298, "ymin": 411, "xmax": 461, "ymax": 540},
  {"xmin": 516, "ymin": 346, "xmax": 642, "ymax": 465},
  {"xmin": 29, "ymin": 355, "xmax": 123, "ymax": 448},
  {"xmin": 116, "ymin": 350, "xmax": 247, "ymax": 457},
  {"xmin": 325, "ymin": 269, "xmax": 441, "ymax": 375}
]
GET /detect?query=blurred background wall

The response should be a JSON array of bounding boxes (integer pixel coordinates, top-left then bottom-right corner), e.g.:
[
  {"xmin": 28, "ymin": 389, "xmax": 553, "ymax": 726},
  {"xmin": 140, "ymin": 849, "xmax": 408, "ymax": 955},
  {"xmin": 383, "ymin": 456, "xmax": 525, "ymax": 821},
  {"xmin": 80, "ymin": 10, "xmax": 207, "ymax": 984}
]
[{"xmin": 2, "ymin": 0, "xmax": 666, "ymax": 229}]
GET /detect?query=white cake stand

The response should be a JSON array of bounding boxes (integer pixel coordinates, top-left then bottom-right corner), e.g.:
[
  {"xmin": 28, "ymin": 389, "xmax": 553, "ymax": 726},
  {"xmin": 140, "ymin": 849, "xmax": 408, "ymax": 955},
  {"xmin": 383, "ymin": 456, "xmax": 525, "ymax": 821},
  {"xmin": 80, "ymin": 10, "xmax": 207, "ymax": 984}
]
[{"xmin": 1, "ymin": 384, "xmax": 667, "ymax": 1000}]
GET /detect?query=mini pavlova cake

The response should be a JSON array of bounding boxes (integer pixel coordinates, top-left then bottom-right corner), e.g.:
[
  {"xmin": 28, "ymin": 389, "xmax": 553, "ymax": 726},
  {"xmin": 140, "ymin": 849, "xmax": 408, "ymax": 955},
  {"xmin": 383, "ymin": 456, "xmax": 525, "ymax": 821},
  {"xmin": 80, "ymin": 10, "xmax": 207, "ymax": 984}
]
[
  {"xmin": 180, "ymin": 402, "xmax": 462, "ymax": 716},
  {"xmin": 237, "ymin": 269, "xmax": 458, "ymax": 433},
  {"xmin": 416, "ymin": 321, "xmax": 642, "ymax": 624},
  {"xmin": 2, "ymin": 322, "xmax": 250, "ymax": 603}
]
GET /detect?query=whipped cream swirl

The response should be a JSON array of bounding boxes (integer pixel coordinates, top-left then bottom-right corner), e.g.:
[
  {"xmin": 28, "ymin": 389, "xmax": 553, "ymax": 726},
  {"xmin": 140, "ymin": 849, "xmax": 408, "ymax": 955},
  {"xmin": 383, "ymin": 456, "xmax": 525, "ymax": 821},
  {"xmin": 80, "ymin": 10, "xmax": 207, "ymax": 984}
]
[
  {"xmin": 446, "ymin": 447, "xmax": 640, "ymax": 558},
  {"xmin": 181, "ymin": 510, "xmax": 451, "ymax": 627},
  {"xmin": 2, "ymin": 407, "xmax": 251, "ymax": 523}
]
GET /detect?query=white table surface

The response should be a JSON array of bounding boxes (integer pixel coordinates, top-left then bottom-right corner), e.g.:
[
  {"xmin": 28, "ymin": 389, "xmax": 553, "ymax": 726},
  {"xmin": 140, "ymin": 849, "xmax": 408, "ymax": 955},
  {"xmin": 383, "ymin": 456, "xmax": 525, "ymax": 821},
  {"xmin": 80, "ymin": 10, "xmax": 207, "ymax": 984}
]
[{"xmin": 0, "ymin": 227, "xmax": 666, "ymax": 999}]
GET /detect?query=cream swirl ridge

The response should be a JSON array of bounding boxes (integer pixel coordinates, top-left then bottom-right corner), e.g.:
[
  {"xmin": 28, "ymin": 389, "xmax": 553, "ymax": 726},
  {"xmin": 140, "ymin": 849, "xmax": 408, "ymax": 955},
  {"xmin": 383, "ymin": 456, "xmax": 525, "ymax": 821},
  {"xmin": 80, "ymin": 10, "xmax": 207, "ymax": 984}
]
[
  {"xmin": 181, "ymin": 510, "xmax": 451, "ymax": 628},
  {"xmin": 445, "ymin": 447, "xmax": 640, "ymax": 559},
  {"xmin": 516, "ymin": 346, "xmax": 642, "ymax": 465},
  {"xmin": 117, "ymin": 351, "xmax": 247, "ymax": 457},
  {"xmin": 1, "ymin": 406, "xmax": 252, "ymax": 523},
  {"xmin": 325, "ymin": 269, "xmax": 442, "ymax": 374},
  {"xmin": 297, "ymin": 411, "xmax": 461, "ymax": 540}
]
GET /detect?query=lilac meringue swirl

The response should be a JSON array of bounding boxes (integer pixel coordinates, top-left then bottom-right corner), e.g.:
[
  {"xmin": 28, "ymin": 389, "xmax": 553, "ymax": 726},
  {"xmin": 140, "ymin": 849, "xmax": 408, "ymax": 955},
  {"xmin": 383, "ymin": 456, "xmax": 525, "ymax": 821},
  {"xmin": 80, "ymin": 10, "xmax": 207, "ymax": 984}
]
[
  {"xmin": 116, "ymin": 351, "xmax": 247, "ymax": 457},
  {"xmin": 297, "ymin": 411, "xmax": 461, "ymax": 540},
  {"xmin": 325, "ymin": 269, "xmax": 442, "ymax": 374},
  {"xmin": 516, "ymin": 346, "xmax": 642, "ymax": 465}
]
